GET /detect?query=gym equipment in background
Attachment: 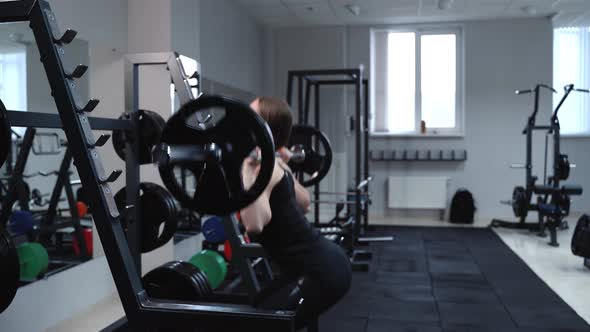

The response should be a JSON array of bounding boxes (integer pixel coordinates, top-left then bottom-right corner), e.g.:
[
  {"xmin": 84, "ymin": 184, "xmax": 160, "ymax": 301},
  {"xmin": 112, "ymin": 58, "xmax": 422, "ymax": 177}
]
[
  {"xmin": 492, "ymin": 84, "xmax": 587, "ymax": 247},
  {"xmin": 114, "ymin": 182, "xmax": 179, "ymax": 253},
  {"xmin": 8, "ymin": 210, "xmax": 37, "ymax": 236},
  {"xmin": 287, "ymin": 124, "xmax": 332, "ymax": 187},
  {"xmin": 0, "ymin": 99, "xmax": 11, "ymax": 169},
  {"xmin": 112, "ymin": 109, "xmax": 165, "ymax": 164},
  {"xmin": 17, "ymin": 242, "xmax": 49, "ymax": 281},
  {"xmin": 188, "ymin": 250, "xmax": 227, "ymax": 290},
  {"xmin": 0, "ymin": 224, "xmax": 19, "ymax": 313},
  {"xmin": 155, "ymin": 95, "xmax": 276, "ymax": 215},
  {"xmin": 572, "ymin": 215, "xmax": 590, "ymax": 259},
  {"xmin": 286, "ymin": 69, "xmax": 390, "ymax": 273},
  {"xmin": 143, "ymin": 261, "xmax": 212, "ymax": 302},
  {"xmin": 201, "ymin": 215, "xmax": 226, "ymax": 244}
]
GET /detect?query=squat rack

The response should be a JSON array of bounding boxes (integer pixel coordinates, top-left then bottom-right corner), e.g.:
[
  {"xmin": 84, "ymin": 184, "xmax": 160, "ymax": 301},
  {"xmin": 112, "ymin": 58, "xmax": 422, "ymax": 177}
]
[
  {"xmin": 0, "ymin": 1, "xmax": 300, "ymax": 330},
  {"xmin": 286, "ymin": 68, "xmax": 371, "ymax": 240}
]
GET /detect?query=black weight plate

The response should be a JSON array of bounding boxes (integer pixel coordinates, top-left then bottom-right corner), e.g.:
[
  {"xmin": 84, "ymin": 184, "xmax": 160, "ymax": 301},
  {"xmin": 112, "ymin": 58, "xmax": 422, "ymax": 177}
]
[
  {"xmin": 551, "ymin": 193, "xmax": 570, "ymax": 216},
  {"xmin": 140, "ymin": 182, "xmax": 178, "ymax": 252},
  {"xmin": 112, "ymin": 109, "xmax": 166, "ymax": 165},
  {"xmin": 159, "ymin": 95, "xmax": 275, "ymax": 215},
  {"xmin": 174, "ymin": 260, "xmax": 208, "ymax": 299},
  {"xmin": 113, "ymin": 182, "xmax": 178, "ymax": 253},
  {"xmin": 191, "ymin": 268, "xmax": 210, "ymax": 299},
  {"xmin": 556, "ymin": 154, "xmax": 570, "ymax": 181},
  {"xmin": 0, "ymin": 225, "xmax": 19, "ymax": 313},
  {"xmin": 143, "ymin": 261, "xmax": 204, "ymax": 301},
  {"xmin": 0, "ymin": 99, "xmax": 11, "ymax": 170},
  {"xmin": 287, "ymin": 125, "xmax": 333, "ymax": 187},
  {"xmin": 512, "ymin": 186, "xmax": 528, "ymax": 218},
  {"xmin": 572, "ymin": 215, "xmax": 590, "ymax": 257}
]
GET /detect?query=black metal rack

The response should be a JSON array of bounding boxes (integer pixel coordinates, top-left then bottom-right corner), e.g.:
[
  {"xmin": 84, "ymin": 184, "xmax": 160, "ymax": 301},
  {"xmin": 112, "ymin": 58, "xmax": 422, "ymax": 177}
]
[
  {"xmin": 0, "ymin": 127, "xmax": 90, "ymax": 258},
  {"xmin": 286, "ymin": 69, "xmax": 369, "ymax": 235},
  {"xmin": 491, "ymin": 84, "xmax": 584, "ymax": 246},
  {"xmin": 369, "ymin": 149, "xmax": 468, "ymax": 162},
  {"xmin": 0, "ymin": 1, "xmax": 300, "ymax": 330},
  {"xmin": 286, "ymin": 68, "xmax": 393, "ymax": 272}
]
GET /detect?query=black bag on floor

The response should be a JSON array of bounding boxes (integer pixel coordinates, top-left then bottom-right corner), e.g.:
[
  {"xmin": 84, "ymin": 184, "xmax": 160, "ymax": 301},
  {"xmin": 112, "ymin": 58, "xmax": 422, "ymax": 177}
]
[
  {"xmin": 572, "ymin": 214, "xmax": 590, "ymax": 258},
  {"xmin": 449, "ymin": 189, "xmax": 475, "ymax": 224}
]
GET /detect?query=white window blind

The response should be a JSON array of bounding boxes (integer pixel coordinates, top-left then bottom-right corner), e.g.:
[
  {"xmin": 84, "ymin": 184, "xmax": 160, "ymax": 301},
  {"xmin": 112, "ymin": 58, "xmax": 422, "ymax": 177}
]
[
  {"xmin": 371, "ymin": 28, "xmax": 462, "ymax": 135},
  {"xmin": 553, "ymin": 27, "xmax": 590, "ymax": 135},
  {"xmin": 0, "ymin": 43, "xmax": 27, "ymax": 137}
]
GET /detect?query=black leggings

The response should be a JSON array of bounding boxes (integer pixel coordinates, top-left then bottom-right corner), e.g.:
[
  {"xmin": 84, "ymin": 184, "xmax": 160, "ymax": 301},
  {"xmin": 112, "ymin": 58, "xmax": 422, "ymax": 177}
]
[{"xmin": 282, "ymin": 237, "xmax": 352, "ymax": 329}]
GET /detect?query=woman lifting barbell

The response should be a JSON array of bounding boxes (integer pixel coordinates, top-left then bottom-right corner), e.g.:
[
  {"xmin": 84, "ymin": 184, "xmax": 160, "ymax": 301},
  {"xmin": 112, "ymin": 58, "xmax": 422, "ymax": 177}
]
[{"xmin": 240, "ymin": 96, "xmax": 352, "ymax": 329}]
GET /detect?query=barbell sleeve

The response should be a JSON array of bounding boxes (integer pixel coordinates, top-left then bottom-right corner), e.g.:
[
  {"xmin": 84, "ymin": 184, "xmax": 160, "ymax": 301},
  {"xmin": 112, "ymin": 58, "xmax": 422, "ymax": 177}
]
[
  {"xmin": 311, "ymin": 200, "xmax": 360, "ymax": 205},
  {"xmin": 152, "ymin": 143, "xmax": 222, "ymax": 165},
  {"xmin": 357, "ymin": 177, "xmax": 373, "ymax": 190},
  {"xmin": 316, "ymin": 191, "xmax": 372, "ymax": 196},
  {"xmin": 510, "ymin": 164, "xmax": 526, "ymax": 169}
]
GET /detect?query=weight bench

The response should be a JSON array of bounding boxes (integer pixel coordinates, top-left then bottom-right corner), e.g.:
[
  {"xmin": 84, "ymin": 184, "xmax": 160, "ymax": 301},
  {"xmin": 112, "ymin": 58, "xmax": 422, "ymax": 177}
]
[{"xmin": 534, "ymin": 185, "xmax": 583, "ymax": 246}]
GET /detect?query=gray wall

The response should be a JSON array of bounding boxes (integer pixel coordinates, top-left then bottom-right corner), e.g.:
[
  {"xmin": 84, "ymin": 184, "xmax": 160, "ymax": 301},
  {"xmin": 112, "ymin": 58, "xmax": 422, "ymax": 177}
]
[
  {"xmin": 268, "ymin": 18, "xmax": 578, "ymax": 220},
  {"xmin": 0, "ymin": 1, "xmax": 129, "ymax": 330},
  {"xmin": 200, "ymin": 0, "xmax": 264, "ymax": 95}
]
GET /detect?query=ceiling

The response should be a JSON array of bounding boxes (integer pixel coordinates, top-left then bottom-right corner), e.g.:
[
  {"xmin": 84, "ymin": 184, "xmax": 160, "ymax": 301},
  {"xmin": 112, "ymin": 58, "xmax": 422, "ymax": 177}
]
[{"xmin": 232, "ymin": 0, "xmax": 590, "ymax": 27}]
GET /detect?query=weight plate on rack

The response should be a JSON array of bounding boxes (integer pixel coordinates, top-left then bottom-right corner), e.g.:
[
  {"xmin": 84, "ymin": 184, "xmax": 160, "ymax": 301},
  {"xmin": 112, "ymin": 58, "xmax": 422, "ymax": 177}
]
[
  {"xmin": 114, "ymin": 182, "xmax": 179, "ymax": 253},
  {"xmin": 512, "ymin": 186, "xmax": 528, "ymax": 218},
  {"xmin": 287, "ymin": 125, "xmax": 333, "ymax": 187},
  {"xmin": 556, "ymin": 154, "xmax": 570, "ymax": 181},
  {"xmin": 112, "ymin": 109, "xmax": 165, "ymax": 165}
]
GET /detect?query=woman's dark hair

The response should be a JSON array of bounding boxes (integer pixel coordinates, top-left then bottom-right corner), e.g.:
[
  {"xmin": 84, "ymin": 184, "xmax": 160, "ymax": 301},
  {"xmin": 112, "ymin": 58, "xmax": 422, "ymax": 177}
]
[{"xmin": 255, "ymin": 96, "xmax": 293, "ymax": 149}]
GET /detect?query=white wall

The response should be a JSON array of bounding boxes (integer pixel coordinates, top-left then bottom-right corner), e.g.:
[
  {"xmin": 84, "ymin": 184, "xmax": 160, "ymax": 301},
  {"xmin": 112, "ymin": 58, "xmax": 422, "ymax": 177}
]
[{"xmin": 269, "ymin": 18, "xmax": 567, "ymax": 221}]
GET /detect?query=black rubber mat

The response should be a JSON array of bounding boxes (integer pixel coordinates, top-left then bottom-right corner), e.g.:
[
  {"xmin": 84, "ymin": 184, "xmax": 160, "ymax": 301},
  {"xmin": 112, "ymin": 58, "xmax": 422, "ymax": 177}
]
[{"xmin": 321, "ymin": 226, "xmax": 590, "ymax": 331}]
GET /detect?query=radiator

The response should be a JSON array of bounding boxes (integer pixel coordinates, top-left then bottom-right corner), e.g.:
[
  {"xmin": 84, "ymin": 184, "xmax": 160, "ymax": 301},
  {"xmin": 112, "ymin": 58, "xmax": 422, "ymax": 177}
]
[{"xmin": 388, "ymin": 176, "xmax": 449, "ymax": 209}]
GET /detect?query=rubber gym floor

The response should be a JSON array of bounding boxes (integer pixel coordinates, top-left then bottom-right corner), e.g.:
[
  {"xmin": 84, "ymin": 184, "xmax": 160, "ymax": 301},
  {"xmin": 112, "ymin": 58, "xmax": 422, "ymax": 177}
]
[{"xmin": 320, "ymin": 226, "xmax": 590, "ymax": 331}]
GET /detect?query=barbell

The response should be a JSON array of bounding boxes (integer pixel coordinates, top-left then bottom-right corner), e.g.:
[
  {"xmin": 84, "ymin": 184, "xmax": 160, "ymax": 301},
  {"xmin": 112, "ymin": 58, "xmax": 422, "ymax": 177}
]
[{"xmin": 153, "ymin": 95, "xmax": 276, "ymax": 215}]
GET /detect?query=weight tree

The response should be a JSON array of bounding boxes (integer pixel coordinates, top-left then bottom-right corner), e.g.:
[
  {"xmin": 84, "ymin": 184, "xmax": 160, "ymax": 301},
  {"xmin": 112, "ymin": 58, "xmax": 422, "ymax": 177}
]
[{"xmin": 0, "ymin": 1, "xmax": 299, "ymax": 330}]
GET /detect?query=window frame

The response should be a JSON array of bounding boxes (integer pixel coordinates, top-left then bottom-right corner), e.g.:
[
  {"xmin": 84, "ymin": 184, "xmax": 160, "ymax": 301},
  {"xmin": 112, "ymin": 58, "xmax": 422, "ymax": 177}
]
[
  {"xmin": 0, "ymin": 42, "xmax": 28, "ymax": 140},
  {"xmin": 552, "ymin": 26, "xmax": 590, "ymax": 137},
  {"xmin": 370, "ymin": 25, "xmax": 465, "ymax": 137}
]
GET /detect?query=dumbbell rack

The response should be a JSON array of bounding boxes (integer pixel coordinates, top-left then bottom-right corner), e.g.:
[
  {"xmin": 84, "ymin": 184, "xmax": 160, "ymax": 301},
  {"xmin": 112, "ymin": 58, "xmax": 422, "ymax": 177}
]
[{"xmin": 0, "ymin": 1, "xmax": 299, "ymax": 330}]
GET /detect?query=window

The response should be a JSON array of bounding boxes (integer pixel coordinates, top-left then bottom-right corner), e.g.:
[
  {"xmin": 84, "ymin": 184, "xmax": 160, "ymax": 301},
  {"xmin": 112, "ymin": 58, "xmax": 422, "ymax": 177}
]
[
  {"xmin": 0, "ymin": 43, "xmax": 27, "ymax": 138},
  {"xmin": 553, "ymin": 27, "xmax": 590, "ymax": 135},
  {"xmin": 371, "ymin": 28, "xmax": 463, "ymax": 135}
]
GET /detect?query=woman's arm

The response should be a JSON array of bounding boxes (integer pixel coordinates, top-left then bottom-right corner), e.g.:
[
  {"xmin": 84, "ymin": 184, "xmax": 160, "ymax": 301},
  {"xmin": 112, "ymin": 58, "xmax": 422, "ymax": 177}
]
[
  {"xmin": 293, "ymin": 177, "xmax": 311, "ymax": 213},
  {"xmin": 240, "ymin": 191, "xmax": 271, "ymax": 234},
  {"xmin": 240, "ymin": 155, "xmax": 284, "ymax": 234}
]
